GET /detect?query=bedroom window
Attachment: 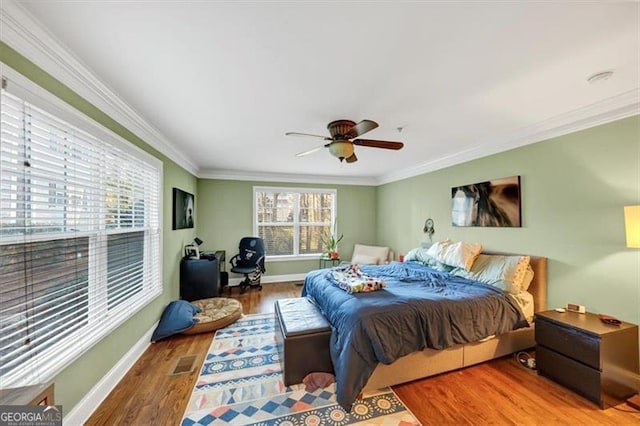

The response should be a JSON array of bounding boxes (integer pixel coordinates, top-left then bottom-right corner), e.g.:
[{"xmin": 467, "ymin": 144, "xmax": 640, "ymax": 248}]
[
  {"xmin": 254, "ymin": 187, "xmax": 336, "ymax": 259},
  {"xmin": 0, "ymin": 74, "xmax": 162, "ymax": 387}
]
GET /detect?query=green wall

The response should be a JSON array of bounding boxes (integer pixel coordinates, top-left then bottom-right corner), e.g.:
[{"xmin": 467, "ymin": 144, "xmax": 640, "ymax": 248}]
[
  {"xmin": 0, "ymin": 43, "xmax": 197, "ymax": 411},
  {"xmin": 197, "ymin": 179, "xmax": 376, "ymax": 277},
  {"xmin": 3, "ymin": 37, "xmax": 639, "ymax": 415},
  {"xmin": 377, "ymin": 116, "xmax": 640, "ymax": 325}
]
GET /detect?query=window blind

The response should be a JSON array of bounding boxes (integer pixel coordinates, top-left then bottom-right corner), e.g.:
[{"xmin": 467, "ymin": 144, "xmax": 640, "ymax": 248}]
[
  {"xmin": 0, "ymin": 78, "xmax": 162, "ymax": 387},
  {"xmin": 254, "ymin": 187, "xmax": 336, "ymax": 258}
]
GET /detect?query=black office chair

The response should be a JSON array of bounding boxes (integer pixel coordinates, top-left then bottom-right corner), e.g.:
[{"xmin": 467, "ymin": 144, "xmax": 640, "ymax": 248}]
[{"xmin": 230, "ymin": 237, "xmax": 266, "ymax": 294}]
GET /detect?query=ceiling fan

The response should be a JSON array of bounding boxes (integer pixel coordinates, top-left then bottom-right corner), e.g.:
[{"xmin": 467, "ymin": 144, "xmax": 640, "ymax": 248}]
[{"xmin": 285, "ymin": 119, "xmax": 404, "ymax": 163}]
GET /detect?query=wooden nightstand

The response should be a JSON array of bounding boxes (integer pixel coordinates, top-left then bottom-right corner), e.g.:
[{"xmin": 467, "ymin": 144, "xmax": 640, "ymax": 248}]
[
  {"xmin": 535, "ymin": 310, "xmax": 639, "ymax": 408},
  {"xmin": 0, "ymin": 382, "xmax": 54, "ymax": 405}
]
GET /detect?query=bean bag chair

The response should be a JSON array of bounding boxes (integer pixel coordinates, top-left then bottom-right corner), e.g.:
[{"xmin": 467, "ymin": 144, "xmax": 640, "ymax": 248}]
[
  {"xmin": 151, "ymin": 300, "xmax": 201, "ymax": 342},
  {"xmin": 182, "ymin": 298, "xmax": 243, "ymax": 335}
]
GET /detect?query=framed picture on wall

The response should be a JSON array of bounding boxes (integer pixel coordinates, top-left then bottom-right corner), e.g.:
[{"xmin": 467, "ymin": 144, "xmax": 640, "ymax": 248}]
[
  {"xmin": 173, "ymin": 188, "xmax": 195, "ymax": 230},
  {"xmin": 451, "ymin": 175, "xmax": 521, "ymax": 227}
]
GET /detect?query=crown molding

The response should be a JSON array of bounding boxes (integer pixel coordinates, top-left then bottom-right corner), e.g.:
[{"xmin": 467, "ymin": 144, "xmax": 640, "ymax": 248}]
[
  {"xmin": 199, "ymin": 168, "xmax": 378, "ymax": 186},
  {"xmin": 2, "ymin": 0, "xmax": 637, "ymax": 187},
  {"xmin": 0, "ymin": 0, "xmax": 199, "ymax": 176},
  {"xmin": 378, "ymin": 89, "xmax": 640, "ymax": 185}
]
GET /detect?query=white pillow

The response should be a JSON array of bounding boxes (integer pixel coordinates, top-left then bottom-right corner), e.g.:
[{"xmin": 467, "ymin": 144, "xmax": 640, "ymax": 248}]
[
  {"xmin": 351, "ymin": 253, "xmax": 379, "ymax": 265},
  {"xmin": 424, "ymin": 239, "xmax": 451, "ymax": 262},
  {"xmin": 519, "ymin": 264, "xmax": 535, "ymax": 292},
  {"xmin": 451, "ymin": 254, "xmax": 531, "ymax": 294},
  {"xmin": 509, "ymin": 290, "xmax": 535, "ymax": 323},
  {"xmin": 426, "ymin": 240, "xmax": 482, "ymax": 270}
]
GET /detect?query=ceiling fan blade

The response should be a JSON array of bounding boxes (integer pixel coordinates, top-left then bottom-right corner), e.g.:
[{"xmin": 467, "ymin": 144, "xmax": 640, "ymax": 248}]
[
  {"xmin": 295, "ymin": 145, "xmax": 327, "ymax": 157},
  {"xmin": 353, "ymin": 139, "xmax": 404, "ymax": 150},
  {"xmin": 285, "ymin": 132, "xmax": 332, "ymax": 140},
  {"xmin": 346, "ymin": 119, "xmax": 378, "ymax": 138},
  {"xmin": 345, "ymin": 153, "xmax": 358, "ymax": 163}
]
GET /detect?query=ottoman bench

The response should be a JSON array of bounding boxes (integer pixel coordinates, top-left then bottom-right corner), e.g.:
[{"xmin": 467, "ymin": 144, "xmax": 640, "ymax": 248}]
[{"xmin": 275, "ymin": 297, "xmax": 334, "ymax": 386}]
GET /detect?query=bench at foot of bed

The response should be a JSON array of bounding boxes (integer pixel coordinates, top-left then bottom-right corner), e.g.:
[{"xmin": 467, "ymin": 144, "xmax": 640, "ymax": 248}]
[{"xmin": 275, "ymin": 297, "xmax": 334, "ymax": 386}]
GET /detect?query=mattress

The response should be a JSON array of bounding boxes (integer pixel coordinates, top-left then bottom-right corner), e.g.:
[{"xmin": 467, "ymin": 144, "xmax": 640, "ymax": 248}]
[{"xmin": 302, "ymin": 261, "xmax": 529, "ymax": 410}]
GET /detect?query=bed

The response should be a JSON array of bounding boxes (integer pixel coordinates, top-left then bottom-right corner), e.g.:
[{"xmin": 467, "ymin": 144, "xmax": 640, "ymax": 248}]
[{"xmin": 301, "ymin": 250, "xmax": 547, "ymax": 411}]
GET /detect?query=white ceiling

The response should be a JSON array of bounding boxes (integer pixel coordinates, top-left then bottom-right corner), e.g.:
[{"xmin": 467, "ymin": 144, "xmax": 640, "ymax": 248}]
[{"xmin": 10, "ymin": 1, "xmax": 640, "ymax": 184}]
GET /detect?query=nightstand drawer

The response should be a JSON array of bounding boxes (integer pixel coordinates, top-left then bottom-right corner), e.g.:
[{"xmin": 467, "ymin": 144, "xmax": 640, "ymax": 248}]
[
  {"xmin": 536, "ymin": 318, "xmax": 600, "ymax": 369},
  {"xmin": 537, "ymin": 345, "xmax": 602, "ymax": 406}
]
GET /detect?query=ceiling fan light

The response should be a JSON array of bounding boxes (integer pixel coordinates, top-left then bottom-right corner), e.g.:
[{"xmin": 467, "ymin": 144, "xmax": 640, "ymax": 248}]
[{"xmin": 329, "ymin": 141, "xmax": 354, "ymax": 161}]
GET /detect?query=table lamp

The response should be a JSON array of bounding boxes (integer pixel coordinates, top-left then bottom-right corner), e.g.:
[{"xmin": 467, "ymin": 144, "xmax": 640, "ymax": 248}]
[
  {"xmin": 624, "ymin": 206, "xmax": 640, "ymax": 248},
  {"xmin": 623, "ymin": 206, "xmax": 640, "ymax": 410}
]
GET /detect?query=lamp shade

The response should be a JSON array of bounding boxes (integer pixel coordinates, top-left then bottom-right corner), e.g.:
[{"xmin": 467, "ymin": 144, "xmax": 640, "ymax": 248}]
[
  {"xmin": 624, "ymin": 205, "xmax": 640, "ymax": 248},
  {"xmin": 329, "ymin": 140, "xmax": 354, "ymax": 161}
]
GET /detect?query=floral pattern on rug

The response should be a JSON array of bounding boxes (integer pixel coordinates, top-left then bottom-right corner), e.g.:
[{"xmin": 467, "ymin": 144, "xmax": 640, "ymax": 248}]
[{"xmin": 181, "ymin": 312, "xmax": 420, "ymax": 425}]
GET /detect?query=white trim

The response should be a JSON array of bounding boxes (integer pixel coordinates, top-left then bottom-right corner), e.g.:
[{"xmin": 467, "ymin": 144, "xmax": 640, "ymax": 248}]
[
  {"xmin": 2, "ymin": 0, "xmax": 637, "ymax": 187},
  {"xmin": 253, "ymin": 186, "xmax": 337, "ymax": 258},
  {"xmin": 64, "ymin": 274, "xmax": 305, "ymax": 422},
  {"xmin": 63, "ymin": 322, "xmax": 157, "ymax": 425},
  {"xmin": 193, "ymin": 88, "xmax": 640, "ymax": 186},
  {"xmin": 227, "ymin": 273, "xmax": 307, "ymax": 287},
  {"xmin": 200, "ymin": 169, "xmax": 377, "ymax": 186},
  {"xmin": 1, "ymin": 68, "xmax": 164, "ymax": 389},
  {"xmin": 254, "ymin": 186, "xmax": 339, "ymax": 195},
  {"xmin": 264, "ymin": 254, "xmax": 320, "ymax": 262},
  {"xmin": 378, "ymin": 89, "xmax": 640, "ymax": 185},
  {"xmin": 1, "ymin": 64, "xmax": 162, "ymax": 171},
  {"xmin": 62, "ymin": 274, "xmax": 305, "ymax": 421},
  {"xmin": 0, "ymin": 0, "xmax": 198, "ymax": 176}
]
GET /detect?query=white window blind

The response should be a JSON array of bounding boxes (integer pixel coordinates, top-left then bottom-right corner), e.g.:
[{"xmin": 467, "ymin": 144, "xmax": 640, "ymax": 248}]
[
  {"xmin": 0, "ymin": 77, "xmax": 162, "ymax": 387},
  {"xmin": 254, "ymin": 186, "xmax": 336, "ymax": 258}
]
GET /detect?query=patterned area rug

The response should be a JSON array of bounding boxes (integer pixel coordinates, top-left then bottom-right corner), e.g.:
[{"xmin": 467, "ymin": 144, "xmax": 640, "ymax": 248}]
[{"xmin": 181, "ymin": 312, "xmax": 420, "ymax": 425}]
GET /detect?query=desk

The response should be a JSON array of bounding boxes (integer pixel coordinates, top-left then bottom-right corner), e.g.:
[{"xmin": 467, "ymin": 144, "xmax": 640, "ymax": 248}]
[
  {"xmin": 181, "ymin": 250, "xmax": 226, "ymax": 300},
  {"xmin": 214, "ymin": 250, "xmax": 225, "ymax": 271},
  {"xmin": 319, "ymin": 256, "xmax": 340, "ymax": 269},
  {"xmin": 180, "ymin": 257, "xmax": 219, "ymax": 300},
  {"xmin": 214, "ymin": 250, "xmax": 228, "ymax": 292}
]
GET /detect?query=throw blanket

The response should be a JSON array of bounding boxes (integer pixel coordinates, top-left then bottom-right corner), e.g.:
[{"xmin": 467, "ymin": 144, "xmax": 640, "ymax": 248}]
[
  {"xmin": 328, "ymin": 264, "xmax": 386, "ymax": 293},
  {"xmin": 302, "ymin": 261, "xmax": 528, "ymax": 411}
]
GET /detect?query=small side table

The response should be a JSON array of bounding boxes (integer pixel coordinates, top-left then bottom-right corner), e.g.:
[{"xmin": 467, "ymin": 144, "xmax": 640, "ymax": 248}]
[
  {"xmin": 535, "ymin": 310, "xmax": 639, "ymax": 408},
  {"xmin": 0, "ymin": 382, "xmax": 54, "ymax": 405},
  {"xmin": 319, "ymin": 256, "xmax": 340, "ymax": 269}
]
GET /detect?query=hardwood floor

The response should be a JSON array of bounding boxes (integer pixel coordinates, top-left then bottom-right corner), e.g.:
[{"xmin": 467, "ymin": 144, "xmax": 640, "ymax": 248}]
[{"xmin": 86, "ymin": 282, "xmax": 639, "ymax": 425}]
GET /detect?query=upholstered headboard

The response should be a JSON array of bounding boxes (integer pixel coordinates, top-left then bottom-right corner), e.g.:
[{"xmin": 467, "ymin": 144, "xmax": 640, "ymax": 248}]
[
  {"xmin": 483, "ymin": 251, "xmax": 548, "ymax": 312},
  {"xmin": 527, "ymin": 255, "xmax": 548, "ymax": 312}
]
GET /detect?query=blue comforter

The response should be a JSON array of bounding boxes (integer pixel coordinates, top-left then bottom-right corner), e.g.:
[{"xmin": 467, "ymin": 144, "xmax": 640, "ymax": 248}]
[{"xmin": 301, "ymin": 261, "xmax": 528, "ymax": 411}]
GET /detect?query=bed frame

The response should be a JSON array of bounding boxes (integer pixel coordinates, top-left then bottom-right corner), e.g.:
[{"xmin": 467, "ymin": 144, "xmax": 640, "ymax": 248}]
[{"xmin": 363, "ymin": 253, "xmax": 548, "ymax": 391}]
